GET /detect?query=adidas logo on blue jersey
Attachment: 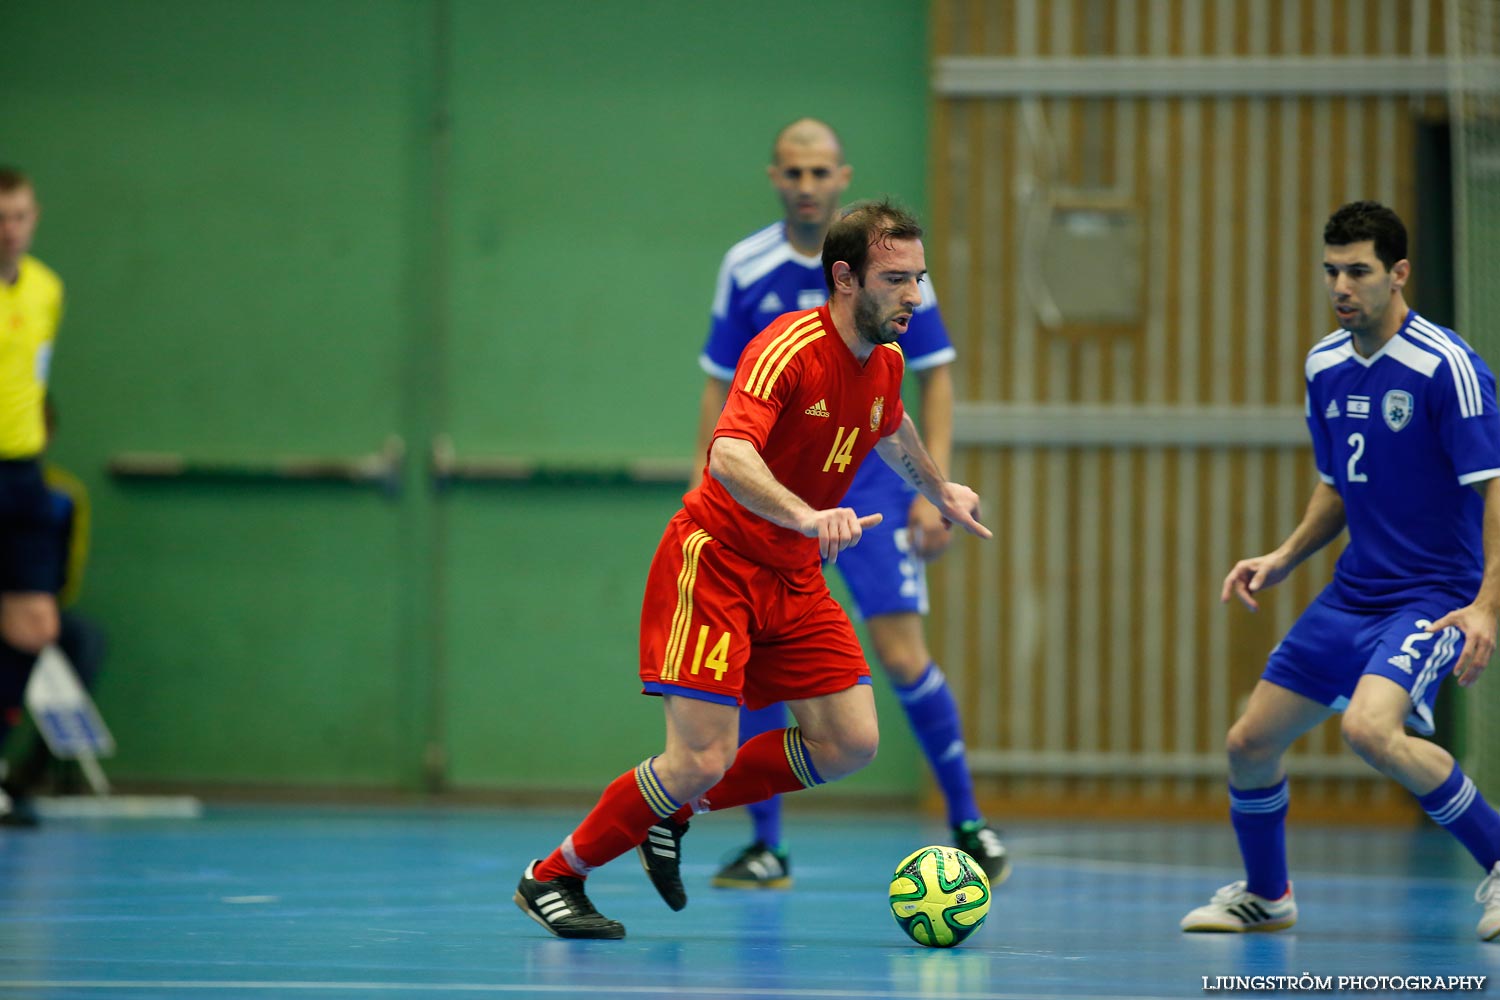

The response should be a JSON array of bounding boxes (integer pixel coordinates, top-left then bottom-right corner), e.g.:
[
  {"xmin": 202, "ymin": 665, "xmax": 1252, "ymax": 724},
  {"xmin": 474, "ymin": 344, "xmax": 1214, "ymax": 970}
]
[
  {"xmin": 1387, "ymin": 653, "xmax": 1414, "ymax": 675},
  {"xmin": 1324, "ymin": 399, "xmax": 1340, "ymax": 418},
  {"xmin": 757, "ymin": 292, "xmax": 785, "ymax": 313}
]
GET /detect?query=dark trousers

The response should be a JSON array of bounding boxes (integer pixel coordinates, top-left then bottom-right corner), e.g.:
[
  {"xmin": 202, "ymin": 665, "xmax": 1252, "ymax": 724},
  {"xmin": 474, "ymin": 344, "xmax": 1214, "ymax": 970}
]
[{"xmin": 0, "ymin": 459, "xmax": 62, "ymax": 593}]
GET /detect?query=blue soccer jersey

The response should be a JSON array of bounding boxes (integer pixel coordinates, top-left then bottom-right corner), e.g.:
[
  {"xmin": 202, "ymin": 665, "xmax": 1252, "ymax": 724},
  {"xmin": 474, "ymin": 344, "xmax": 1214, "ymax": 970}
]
[
  {"xmin": 1304, "ymin": 310, "xmax": 1500, "ymax": 605},
  {"xmin": 700, "ymin": 221, "xmax": 955, "ymax": 383}
]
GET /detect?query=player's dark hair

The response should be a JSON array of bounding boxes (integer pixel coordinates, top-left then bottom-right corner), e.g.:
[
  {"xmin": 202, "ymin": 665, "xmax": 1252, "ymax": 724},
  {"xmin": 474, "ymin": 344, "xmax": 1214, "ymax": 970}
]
[
  {"xmin": 0, "ymin": 167, "xmax": 33, "ymax": 195},
  {"xmin": 1323, "ymin": 200, "xmax": 1407, "ymax": 270},
  {"xmin": 822, "ymin": 198, "xmax": 924, "ymax": 294}
]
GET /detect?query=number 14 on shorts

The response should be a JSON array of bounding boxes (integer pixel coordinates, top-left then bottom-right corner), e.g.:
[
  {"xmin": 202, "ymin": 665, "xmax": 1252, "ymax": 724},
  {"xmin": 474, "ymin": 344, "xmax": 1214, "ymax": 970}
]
[{"xmin": 687, "ymin": 626, "xmax": 732, "ymax": 681}]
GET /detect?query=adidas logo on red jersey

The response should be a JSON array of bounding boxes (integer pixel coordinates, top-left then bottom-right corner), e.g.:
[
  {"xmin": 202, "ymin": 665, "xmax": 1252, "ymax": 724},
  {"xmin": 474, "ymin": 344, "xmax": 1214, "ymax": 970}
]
[{"xmin": 804, "ymin": 399, "xmax": 830, "ymax": 418}]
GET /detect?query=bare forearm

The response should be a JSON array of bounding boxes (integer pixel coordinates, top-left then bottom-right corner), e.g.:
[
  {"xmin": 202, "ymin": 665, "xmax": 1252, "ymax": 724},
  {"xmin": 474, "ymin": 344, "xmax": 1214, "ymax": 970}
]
[
  {"xmin": 875, "ymin": 414, "xmax": 946, "ymax": 506},
  {"xmin": 708, "ymin": 437, "xmax": 815, "ymax": 530},
  {"xmin": 1475, "ymin": 478, "xmax": 1500, "ymax": 614},
  {"xmin": 916, "ymin": 364, "xmax": 954, "ymax": 476},
  {"xmin": 1275, "ymin": 481, "xmax": 1347, "ymax": 569}
]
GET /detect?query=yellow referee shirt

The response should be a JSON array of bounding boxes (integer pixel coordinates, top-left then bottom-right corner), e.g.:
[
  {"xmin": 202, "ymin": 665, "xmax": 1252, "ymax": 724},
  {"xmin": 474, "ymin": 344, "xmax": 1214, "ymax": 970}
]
[{"xmin": 0, "ymin": 255, "xmax": 63, "ymax": 458}]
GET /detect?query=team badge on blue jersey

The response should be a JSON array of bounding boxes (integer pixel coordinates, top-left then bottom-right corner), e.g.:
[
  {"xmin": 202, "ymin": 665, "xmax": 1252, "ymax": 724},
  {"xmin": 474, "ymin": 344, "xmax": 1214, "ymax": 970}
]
[{"xmin": 1383, "ymin": 389, "xmax": 1413, "ymax": 432}]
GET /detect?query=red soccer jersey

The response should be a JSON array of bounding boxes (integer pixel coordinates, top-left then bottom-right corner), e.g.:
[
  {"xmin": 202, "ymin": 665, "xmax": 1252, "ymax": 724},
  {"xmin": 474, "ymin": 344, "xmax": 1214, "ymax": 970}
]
[{"xmin": 684, "ymin": 304, "xmax": 906, "ymax": 573}]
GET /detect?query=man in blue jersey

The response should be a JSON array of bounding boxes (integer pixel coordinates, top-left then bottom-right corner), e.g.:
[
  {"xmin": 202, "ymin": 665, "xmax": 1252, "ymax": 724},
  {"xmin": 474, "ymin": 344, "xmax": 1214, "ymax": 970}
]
[
  {"xmin": 678, "ymin": 118, "xmax": 1008, "ymax": 888},
  {"xmin": 1181, "ymin": 201, "xmax": 1500, "ymax": 939}
]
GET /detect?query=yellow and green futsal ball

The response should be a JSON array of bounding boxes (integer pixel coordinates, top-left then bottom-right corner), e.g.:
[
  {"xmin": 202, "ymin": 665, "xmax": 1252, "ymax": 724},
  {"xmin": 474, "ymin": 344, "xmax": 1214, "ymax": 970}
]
[{"xmin": 888, "ymin": 845, "xmax": 991, "ymax": 947}]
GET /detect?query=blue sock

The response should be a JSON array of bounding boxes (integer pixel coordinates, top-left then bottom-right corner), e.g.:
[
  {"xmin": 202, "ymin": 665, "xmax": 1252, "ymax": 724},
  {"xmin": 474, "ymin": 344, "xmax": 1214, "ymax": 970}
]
[
  {"xmin": 1419, "ymin": 762, "xmax": 1500, "ymax": 871},
  {"xmin": 894, "ymin": 663, "xmax": 980, "ymax": 828},
  {"xmin": 1229, "ymin": 778, "xmax": 1290, "ymax": 899},
  {"xmin": 739, "ymin": 703, "xmax": 788, "ymax": 849}
]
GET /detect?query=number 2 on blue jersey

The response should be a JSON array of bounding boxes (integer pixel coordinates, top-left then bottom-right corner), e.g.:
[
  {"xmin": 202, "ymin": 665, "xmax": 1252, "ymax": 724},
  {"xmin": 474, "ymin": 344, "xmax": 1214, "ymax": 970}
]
[{"xmin": 1347, "ymin": 432, "xmax": 1368, "ymax": 483}]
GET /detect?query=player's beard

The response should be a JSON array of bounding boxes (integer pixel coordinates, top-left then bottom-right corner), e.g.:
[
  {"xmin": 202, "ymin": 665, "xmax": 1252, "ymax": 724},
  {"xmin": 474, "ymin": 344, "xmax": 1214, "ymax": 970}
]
[
  {"xmin": 1334, "ymin": 299, "xmax": 1381, "ymax": 337},
  {"xmin": 854, "ymin": 292, "xmax": 902, "ymax": 345}
]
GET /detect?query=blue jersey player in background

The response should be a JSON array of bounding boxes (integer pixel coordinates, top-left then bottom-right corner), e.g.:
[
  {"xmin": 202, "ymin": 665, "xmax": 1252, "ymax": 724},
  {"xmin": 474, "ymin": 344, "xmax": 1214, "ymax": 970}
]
[
  {"xmin": 683, "ymin": 118, "xmax": 1009, "ymax": 889},
  {"xmin": 1181, "ymin": 201, "xmax": 1500, "ymax": 939}
]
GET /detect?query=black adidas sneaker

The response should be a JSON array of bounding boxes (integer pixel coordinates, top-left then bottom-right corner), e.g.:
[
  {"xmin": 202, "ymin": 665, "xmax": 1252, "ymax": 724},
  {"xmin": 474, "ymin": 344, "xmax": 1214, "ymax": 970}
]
[
  {"xmin": 514, "ymin": 860, "xmax": 625, "ymax": 939},
  {"xmin": 637, "ymin": 817, "xmax": 689, "ymax": 911}
]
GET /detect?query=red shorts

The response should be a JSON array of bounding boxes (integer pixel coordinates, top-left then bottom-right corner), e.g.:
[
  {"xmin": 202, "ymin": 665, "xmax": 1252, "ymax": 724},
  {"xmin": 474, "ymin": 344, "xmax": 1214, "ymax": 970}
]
[{"xmin": 639, "ymin": 510, "xmax": 870, "ymax": 710}]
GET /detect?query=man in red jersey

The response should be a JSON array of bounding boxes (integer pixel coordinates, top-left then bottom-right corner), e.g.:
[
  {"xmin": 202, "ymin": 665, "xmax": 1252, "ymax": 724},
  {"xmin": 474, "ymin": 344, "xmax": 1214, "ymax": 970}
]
[{"xmin": 514, "ymin": 200, "xmax": 991, "ymax": 939}]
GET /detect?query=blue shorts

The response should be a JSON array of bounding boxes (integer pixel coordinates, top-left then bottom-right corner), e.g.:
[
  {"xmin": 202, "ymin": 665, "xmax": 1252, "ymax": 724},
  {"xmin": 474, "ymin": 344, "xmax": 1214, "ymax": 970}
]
[
  {"xmin": 831, "ymin": 458, "xmax": 927, "ymax": 620},
  {"xmin": 1262, "ymin": 583, "xmax": 1467, "ymax": 736}
]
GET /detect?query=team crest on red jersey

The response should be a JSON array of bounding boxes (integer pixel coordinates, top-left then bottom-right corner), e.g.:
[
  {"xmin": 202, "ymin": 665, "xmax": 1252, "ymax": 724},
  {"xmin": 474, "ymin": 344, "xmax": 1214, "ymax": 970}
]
[{"xmin": 870, "ymin": 396, "xmax": 885, "ymax": 432}]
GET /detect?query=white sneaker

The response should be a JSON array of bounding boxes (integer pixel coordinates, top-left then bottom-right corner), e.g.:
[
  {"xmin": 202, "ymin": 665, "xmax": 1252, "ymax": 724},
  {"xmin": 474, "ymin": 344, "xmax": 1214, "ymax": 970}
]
[
  {"xmin": 1475, "ymin": 862, "xmax": 1500, "ymax": 941},
  {"xmin": 1180, "ymin": 880, "xmax": 1297, "ymax": 933}
]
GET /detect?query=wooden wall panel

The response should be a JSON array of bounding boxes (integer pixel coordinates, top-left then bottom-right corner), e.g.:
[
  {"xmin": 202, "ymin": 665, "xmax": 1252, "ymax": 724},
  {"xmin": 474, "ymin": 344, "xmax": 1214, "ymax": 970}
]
[{"xmin": 928, "ymin": 0, "xmax": 1447, "ymax": 821}]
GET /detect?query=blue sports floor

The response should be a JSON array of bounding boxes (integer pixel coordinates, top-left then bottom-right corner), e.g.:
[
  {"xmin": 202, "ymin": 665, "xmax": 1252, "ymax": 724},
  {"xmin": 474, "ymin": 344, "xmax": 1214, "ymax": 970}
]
[{"xmin": 1, "ymin": 804, "xmax": 1497, "ymax": 999}]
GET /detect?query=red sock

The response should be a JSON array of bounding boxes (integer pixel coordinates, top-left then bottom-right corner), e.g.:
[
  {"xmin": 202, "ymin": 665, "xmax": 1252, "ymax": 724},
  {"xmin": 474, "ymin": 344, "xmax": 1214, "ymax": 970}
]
[
  {"xmin": 670, "ymin": 727, "xmax": 824, "ymax": 823},
  {"xmin": 535, "ymin": 758, "xmax": 683, "ymax": 881}
]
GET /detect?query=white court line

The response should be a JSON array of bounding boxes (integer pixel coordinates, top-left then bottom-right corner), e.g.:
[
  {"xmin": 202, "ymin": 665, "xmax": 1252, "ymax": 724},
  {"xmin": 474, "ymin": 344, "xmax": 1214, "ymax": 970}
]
[
  {"xmin": 0, "ymin": 983, "xmax": 1189, "ymax": 1000},
  {"xmin": 1019, "ymin": 852, "xmax": 1478, "ymax": 889}
]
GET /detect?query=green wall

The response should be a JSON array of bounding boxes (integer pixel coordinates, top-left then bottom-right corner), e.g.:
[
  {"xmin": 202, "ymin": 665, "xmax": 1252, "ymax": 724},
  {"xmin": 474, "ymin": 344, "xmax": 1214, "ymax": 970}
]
[{"xmin": 9, "ymin": 0, "xmax": 933, "ymax": 800}]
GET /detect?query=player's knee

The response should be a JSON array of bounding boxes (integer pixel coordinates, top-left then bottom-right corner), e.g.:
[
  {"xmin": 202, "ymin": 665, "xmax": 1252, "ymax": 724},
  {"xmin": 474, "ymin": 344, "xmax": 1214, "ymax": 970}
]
[
  {"xmin": 692, "ymin": 746, "xmax": 737, "ymax": 788},
  {"xmin": 1225, "ymin": 720, "xmax": 1279, "ymax": 768},
  {"xmin": 1340, "ymin": 713, "xmax": 1398, "ymax": 768},
  {"xmin": 878, "ymin": 654, "xmax": 927, "ymax": 686},
  {"xmin": 662, "ymin": 745, "xmax": 734, "ymax": 795},
  {"xmin": 867, "ymin": 622, "xmax": 928, "ymax": 682},
  {"xmin": 851, "ymin": 728, "xmax": 879, "ymax": 768},
  {"xmin": 832, "ymin": 724, "xmax": 879, "ymax": 774}
]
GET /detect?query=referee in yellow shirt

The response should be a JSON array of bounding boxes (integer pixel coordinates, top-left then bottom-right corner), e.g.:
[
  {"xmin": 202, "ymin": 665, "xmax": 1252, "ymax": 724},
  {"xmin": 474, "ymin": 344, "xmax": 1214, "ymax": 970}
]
[{"xmin": 0, "ymin": 167, "xmax": 65, "ymax": 820}]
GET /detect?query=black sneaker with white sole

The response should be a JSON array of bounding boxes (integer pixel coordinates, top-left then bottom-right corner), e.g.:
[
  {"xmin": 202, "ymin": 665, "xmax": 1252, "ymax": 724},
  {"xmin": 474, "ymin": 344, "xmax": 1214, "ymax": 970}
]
[
  {"xmin": 637, "ymin": 817, "xmax": 689, "ymax": 911},
  {"xmin": 954, "ymin": 820, "xmax": 1012, "ymax": 885},
  {"xmin": 513, "ymin": 860, "xmax": 625, "ymax": 939},
  {"xmin": 711, "ymin": 841, "xmax": 792, "ymax": 889}
]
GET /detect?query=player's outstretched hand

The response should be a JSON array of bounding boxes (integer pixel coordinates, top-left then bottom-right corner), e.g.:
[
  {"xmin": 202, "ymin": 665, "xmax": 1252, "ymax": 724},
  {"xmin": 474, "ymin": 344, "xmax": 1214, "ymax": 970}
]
[
  {"xmin": 800, "ymin": 508, "xmax": 883, "ymax": 564},
  {"xmin": 1427, "ymin": 604, "xmax": 1498, "ymax": 688},
  {"xmin": 1221, "ymin": 553, "xmax": 1291, "ymax": 612},
  {"xmin": 934, "ymin": 483, "xmax": 992, "ymax": 540}
]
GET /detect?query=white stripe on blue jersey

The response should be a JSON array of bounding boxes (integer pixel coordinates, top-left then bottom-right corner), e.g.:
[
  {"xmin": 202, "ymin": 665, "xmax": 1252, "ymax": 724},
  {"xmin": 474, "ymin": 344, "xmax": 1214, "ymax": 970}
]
[
  {"xmin": 1408, "ymin": 315, "xmax": 1483, "ymax": 418},
  {"xmin": 734, "ymin": 241, "xmax": 813, "ymax": 293},
  {"xmin": 1314, "ymin": 328, "xmax": 1350, "ymax": 348},
  {"xmin": 703, "ymin": 220, "xmax": 955, "ymax": 379},
  {"xmin": 1383, "ymin": 335, "xmax": 1443, "ymax": 378},
  {"xmin": 710, "ymin": 223, "xmax": 791, "ymax": 318},
  {"xmin": 1460, "ymin": 467, "xmax": 1500, "ymax": 486},
  {"xmin": 1305, "ymin": 338, "xmax": 1353, "ymax": 379}
]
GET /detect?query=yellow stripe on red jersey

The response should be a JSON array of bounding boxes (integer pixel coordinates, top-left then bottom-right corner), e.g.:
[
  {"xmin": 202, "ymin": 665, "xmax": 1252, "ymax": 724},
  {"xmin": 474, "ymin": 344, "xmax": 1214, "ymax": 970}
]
[{"xmin": 685, "ymin": 304, "xmax": 906, "ymax": 575}]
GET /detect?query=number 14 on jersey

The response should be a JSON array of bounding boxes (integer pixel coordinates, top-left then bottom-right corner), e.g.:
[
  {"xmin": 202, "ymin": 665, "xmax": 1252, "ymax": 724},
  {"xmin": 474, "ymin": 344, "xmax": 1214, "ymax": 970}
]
[{"xmin": 823, "ymin": 426, "xmax": 859, "ymax": 474}]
